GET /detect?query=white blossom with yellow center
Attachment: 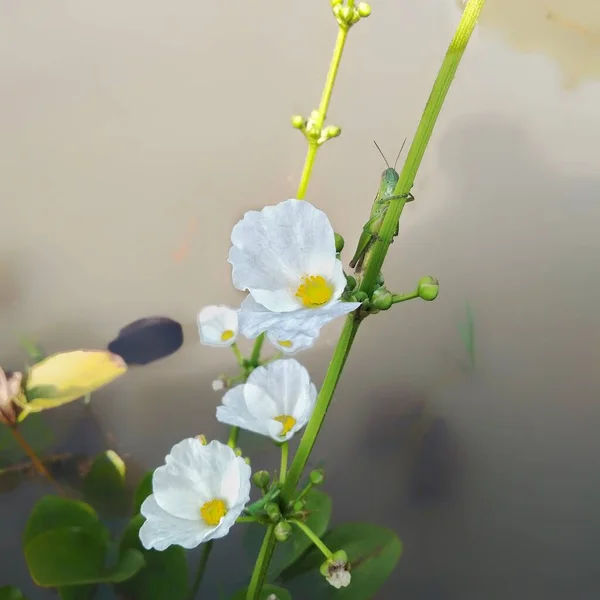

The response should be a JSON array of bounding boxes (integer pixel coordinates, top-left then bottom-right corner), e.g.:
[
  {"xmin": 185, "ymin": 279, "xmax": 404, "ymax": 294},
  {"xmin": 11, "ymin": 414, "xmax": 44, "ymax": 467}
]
[
  {"xmin": 138, "ymin": 439, "xmax": 251, "ymax": 551},
  {"xmin": 228, "ymin": 199, "xmax": 361, "ymax": 339},
  {"xmin": 197, "ymin": 305, "xmax": 239, "ymax": 347},
  {"xmin": 266, "ymin": 330, "xmax": 316, "ymax": 355},
  {"xmin": 216, "ymin": 359, "xmax": 317, "ymax": 443}
]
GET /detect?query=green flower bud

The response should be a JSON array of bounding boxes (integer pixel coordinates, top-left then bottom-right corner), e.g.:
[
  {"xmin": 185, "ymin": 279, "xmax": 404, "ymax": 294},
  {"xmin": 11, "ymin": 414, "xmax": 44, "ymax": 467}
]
[
  {"xmin": 309, "ymin": 469, "xmax": 325, "ymax": 486},
  {"xmin": 265, "ymin": 502, "xmax": 281, "ymax": 522},
  {"xmin": 325, "ymin": 125, "xmax": 341, "ymax": 139},
  {"xmin": 334, "ymin": 233, "xmax": 345, "ymax": 253},
  {"xmin": 330, "ymin": 0, "xmax": 343, "ymax": 6},
  {"xmin": 353, "ymin": 291, "xmax": 368, "ymax": 303},
  {"xmin": 344, "ymin": 274, "xmax": 356, "ymax": 290},
  {"xmin": 291, "ymin": 115, "xmax": 305, "ymax": 129},
  {"xmin": 252, "ymin": 470, "xmax": 270, "ymax": 488},
  {"xmin": 417, "ymin": 276, "xmax": 439, "ymax": 301},
  {"xmin": 370, "ymin": 287, "xmax": 393, "ymax": 311},
  {"xmin": 358, "ymin": 3, "xmax": 372, "ymax": 17},
  {"xmin": 375, "ymin": 271, "xmax": 385, "ymax": 287},
  {"xmin": 234, "ymin": 447, "xmax": 243, "ymax": 457},
  {"xmin": 293, "ymin": 499, "xmax": 306, "ymax": 512},
  {"xmin": 244, "ymin": 456, "xmax": 251, "ymax": 465},
  {"xmin": 332, "ymin": 549, "xmax": 348, "ymax": 563},
  {"xmin": 274, "ymin": 520, "xmax": 293, "ymax": 542}
]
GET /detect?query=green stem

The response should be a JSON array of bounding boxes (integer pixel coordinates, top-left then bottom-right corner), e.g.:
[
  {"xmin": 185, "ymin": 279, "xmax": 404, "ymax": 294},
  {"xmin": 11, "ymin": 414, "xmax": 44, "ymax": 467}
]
[
  {"xmin": 236, "ymin": 516, "xmax": 258, "ymax": 523},
  {"xmin": 391, "ymin": 290, "xmax": 419, "ymax": 304},
  {"xmin": 279, "ymin": 442, "xmax": 289, "ymax": 483},
  {"xmin": 227, "ymin": 426, "xmax": 239, "ymax": 449},
  {"xmin": 245, "ymin": 525, "xmax": 277, "ymax": 600},
  {"xmin": 188, "ymin": 540, "xmax": 213, "ymax": 600},
  {"xmin": 289, "ymin": 519, "xmax": 333, "ymax": 559},
  {"xmin": 282, "ymin": 316, "xmax": 360, "ymax": 502},
  {"xmin": 296, "ymin": 25, "xmax": 349, "ymax": 199},
  {"xmin": 294, "ymin": 481, "xmax": 313, "ymax": 503},
  {"xmin": 231, "ymin": 343, "xmax": 245, "ymax": 368},
  {"xmin": 249, "ymin": 332, "xmax": 265, "ymax": 366},
  {"xmin": 359, "ymin": 0, "xmax": 486, "ymax": 295}
]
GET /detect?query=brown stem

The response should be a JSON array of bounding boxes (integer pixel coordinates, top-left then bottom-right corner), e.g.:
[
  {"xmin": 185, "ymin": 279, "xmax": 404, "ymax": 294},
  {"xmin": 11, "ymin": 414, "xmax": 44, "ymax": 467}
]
[{"xmin": 9, "ymin": 425, "xmax": 66, "ymax": 496}]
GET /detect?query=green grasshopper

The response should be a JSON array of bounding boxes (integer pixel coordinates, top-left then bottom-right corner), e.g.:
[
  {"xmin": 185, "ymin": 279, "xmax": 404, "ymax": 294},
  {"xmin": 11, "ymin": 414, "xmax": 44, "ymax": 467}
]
[{"xmin": 349, "ymin": 140, "xmax": 415, "ymax": 272}]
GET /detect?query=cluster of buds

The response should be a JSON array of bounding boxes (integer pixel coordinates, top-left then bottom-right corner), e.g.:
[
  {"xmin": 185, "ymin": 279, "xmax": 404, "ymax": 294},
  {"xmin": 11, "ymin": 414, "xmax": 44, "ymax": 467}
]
[
  {"xmin": 331, "ymin": 0, "xmax": 372, "ymax": 29},
  {"xmin": 291, "ymin": 111, "xmax": 342, "ymax": 146}
]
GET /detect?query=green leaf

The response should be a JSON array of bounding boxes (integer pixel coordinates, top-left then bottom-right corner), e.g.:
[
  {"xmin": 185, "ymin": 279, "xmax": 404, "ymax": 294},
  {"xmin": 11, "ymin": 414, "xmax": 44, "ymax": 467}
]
[
  {"xmin": 24, "ymin": 496, "xmax": 109, "ymax": 547},
  {"xmin": 230, "ymin": 585, "xmax": 291, "ymax": 600},
  {"xmin": 116, "ymin": 514, "xmax": 188, "ymax": 600},
  {"xmin": 132, "ymin": 471, "xmax": 153, "ymax": 514},
  {"xmin": 281, "ymin": 522, "xmax": 402, "ymax": 599},
  {"xmin": 58, "ymin": 585, "xmax": 96, "ymax": 600},
  {"xmin": 24, "ymin": 527, "xmax": 144, "ymax": 587},
  {"xmin": 0, "ymin": 586, "xmax": 28, "ymax": 600},
  {"xmin": 83, "ymin": 450, "xmax": 129, "ymax": 517},
  {"xmin": 244, "ymin": 490, "xmax": 332, "ymax": 580}
]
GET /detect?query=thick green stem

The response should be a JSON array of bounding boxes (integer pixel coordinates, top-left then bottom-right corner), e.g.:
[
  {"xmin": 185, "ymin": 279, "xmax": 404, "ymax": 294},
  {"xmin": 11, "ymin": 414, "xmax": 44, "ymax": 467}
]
[
  {"xmin": 360, "ymin": 0, "xmax": 486, "ymax": 295},
  {"xmin": 245, "ymin": 525, "xmax": 277, "ymax": 600},
  {"xmin": 231, "ymin": 343, "xmax": 245, "ymax": 368},
  {"xmin": 249, "ymin": 332, "xmax": 265, "ymax": 366},
  {"xmin": 188, "ymin": 540, "xmax": 213, "ymax": 600},
  {"xmin": 227, "ymin": 426, "xmax": 239, "ymax": 449},
  {"xmin": 279, "ymin": 441, "xmax": 289, "ymax": 483}
]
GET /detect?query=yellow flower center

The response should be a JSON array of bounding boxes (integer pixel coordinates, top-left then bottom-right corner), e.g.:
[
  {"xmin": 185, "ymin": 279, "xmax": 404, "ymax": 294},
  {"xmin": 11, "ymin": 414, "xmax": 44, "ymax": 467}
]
[
  {"xmin": 274, "ymin": 414, "xmax": 296, "ymax": 436},
  {"xmin": 200, "ymin": 499, "xmax": 228, "ymax": 526},
  {"xmin": 221, "ymin": 329, "xmax": 235, "ymax": 342},
  {"xmin": 295, "ymin": 275, "xmax": 333, "ymax": 308},
  {"xmin": 278, "ymin": 340, "xmax": 293, "ymax": 349}
]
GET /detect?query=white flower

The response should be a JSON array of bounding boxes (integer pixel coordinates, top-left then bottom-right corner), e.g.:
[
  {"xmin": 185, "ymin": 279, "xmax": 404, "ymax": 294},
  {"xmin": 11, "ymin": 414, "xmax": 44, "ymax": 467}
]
[
  {"xmin": 326, "ymin": 561, "xmax": 352, "ymax": 589},
  {"xmin": 139, "ymin": 438, "xmax": 251, "ymax": 551},
  {"xmin": 266, "ymin": 330, "xmax": 316, "ymax": 355},
  {"xmin": 198, "ymin": 305, "xmax": 239, "ymax": 347},
  {"xmin": 216, "ymin": 359, "xmax": 317, "ymax": 442},
  {"xmin": 228, "ymin": 199, "xmax": 361, "ymax": 339}
]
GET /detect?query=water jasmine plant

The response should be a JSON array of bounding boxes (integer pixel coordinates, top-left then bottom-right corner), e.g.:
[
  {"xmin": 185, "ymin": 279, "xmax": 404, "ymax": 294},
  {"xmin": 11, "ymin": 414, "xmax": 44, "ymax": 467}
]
[{"xmin": 1, "ymin": 1, "xmax": 486, "ymax": 599}]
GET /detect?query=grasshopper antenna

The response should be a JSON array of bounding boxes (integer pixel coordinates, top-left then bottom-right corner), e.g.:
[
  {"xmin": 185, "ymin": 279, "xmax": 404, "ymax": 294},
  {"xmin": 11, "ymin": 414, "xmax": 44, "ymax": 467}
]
[
  {"xmin": 393, "ymin": 138, "xmax": 407, "ymax": 171},
  {"xmin": 373, "ymin": 140, "xmax": 390, "ymax": 168}
]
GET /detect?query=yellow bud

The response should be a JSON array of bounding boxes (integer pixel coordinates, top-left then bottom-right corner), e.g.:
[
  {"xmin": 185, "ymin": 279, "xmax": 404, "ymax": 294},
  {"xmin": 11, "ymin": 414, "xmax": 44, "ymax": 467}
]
[
  {"xmin": 358, "ymin": 3, "xmax": 372, "ymax": 18},
  {"xmin": 291, "ymin": 115, "xmax": 305, "ymax": 129}
]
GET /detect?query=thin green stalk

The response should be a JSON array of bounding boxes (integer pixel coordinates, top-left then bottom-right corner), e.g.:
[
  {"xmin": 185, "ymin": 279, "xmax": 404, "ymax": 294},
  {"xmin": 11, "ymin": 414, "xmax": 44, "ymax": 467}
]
[
  {"xmin": 289, "ymin": 519, "xmax": 333, "ymax": 559},
  {"xmin": 360, "ymin": 0, "xmax": 486, "ymax": 295},
  {"xmin": 227, "ymin": 426, "xmax": 239, "ymax": 449},
  {"xmin": 391, "ymin": 290, "xmax": 419, "ymax": 304},
  {"xmin": 231, "ymin": 343, "xmax": 245, "ymax": 368},
  {"xmin": 249, "ymin": 332, "xmax": 265, "ymax": 366},
  {"xmin": 297, "ymin": 25, "xmax": 349, "ymax": 199},
  {"xmin": 294, "ymin": 480, "xmax": 314, "ymax": 503},
  {"xmin": 245, "ymin": 525, "xmax": 277, "ymax": 600},
  {"xmin": 188, "ymin": 540, "xmax": 213, "ymax": 600},
  {"xmin": 279, "ymin": 442, "xmax": 289, "ymax": 483},
  {"xmin": 236, "ymin": 516, "xmax": 258, "ymax": 523}
]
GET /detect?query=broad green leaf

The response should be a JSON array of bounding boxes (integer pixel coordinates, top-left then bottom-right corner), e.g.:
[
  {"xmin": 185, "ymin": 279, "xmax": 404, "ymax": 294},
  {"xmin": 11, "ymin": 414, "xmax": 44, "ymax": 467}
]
[
  {"xmin": 231, "ymin": 585, "xmax": 291, "ymax": 600},
  {"xmin": 281, "ymin": 522, "xmax": 402, "ymax": 599},
  {"xmin": 58, "ymin": 585, "xmax": 96, "ymax": 600},
  {"xmin": 24, "ymin": 527, "xmax": 144, "ymax": 587},
  {"xmin": 83, "ymin": 450, "xmax": 129, "ymax": 517},
  {"xmin": 116, "ymin": 514, "xmax": 188, "ymax": 600},
  {"xmin": 20, "ymin": 350, "xmax": 127, "ymax": 420},
  {"xmin": 244, "ymin": 490, "xmax": 332, "ymax": 580},
  {"xmin": 0, "ymin": 586, "xmax": 27, "ymax": 600},
  {"xmin": 24, "ymin": 496, "xmax": 109, "ymax": 547},
  {"xmin": 132, "ymin": 471, "xmax": 153, "ymax": 514}
]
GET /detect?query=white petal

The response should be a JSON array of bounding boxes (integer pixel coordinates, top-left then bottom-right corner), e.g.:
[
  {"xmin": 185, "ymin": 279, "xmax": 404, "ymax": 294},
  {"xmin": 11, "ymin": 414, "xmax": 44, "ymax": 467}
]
[
  {"xmin": 152, "ymin": 462, "xmax": 210, "ymax": 519},
  {"xmin": 239, "ymin": 295, "xmax": 361, "ymax": 339},
  {"xmin": 266, "ymin": 330, "xmax": 317, "ymax": 355},
  {"xmin": 220, "ymin": 455, "xmax": 251, "ymax": 507},
  {"xmin": 139, "ymin": 495, "xmax": 210, "ymax": 550},
  {"xmin": 216, "ymin": 384, "xmax": 273, "ymax": 437},
  {"xmin": 228, "ymin": 199, "xmax": 337, "ymax": 296}
]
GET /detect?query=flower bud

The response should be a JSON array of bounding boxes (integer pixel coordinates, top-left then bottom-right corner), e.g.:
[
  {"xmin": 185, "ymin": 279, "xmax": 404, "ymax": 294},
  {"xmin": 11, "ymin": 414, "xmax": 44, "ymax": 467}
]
[
  {"xmin": 334, "ymin": 233, "xmax": 345, "ymax": 253},
  {"xmin": 274, "ymin": 520, "xmax": 293, "ymax": 542},
  {"xmin": 375, "ymin": 271, "xmax": 385, "ymax": 287},
  {"xmin": 325, "ymin": 125, "xmax": 341, "ymax": 139},
  {"xmin": 291, "ymin": 115, "xmax": 305, "ymax": 129},
  {"xmin": 265, "ymin": 502, "xmax": 281, "ymax": 522},
  {"xmin": 211, "ymin": 379, "xmax": 224, "ymax": 391},
  {"xmin": 309, "ymin": 469, "xmax": 325, "ymax": 486},
  {"xmin": 417, "ymin": 276, "xmax": 439, "ymax": 301},
  {"xmin": 353, "ymin": 291, "xmax": 368, "ymax": 303},
  {"xmin": 358, "ymin": 2, "xmax": 372, "ymax": 17},
  {"xmin": 370, "ymin": 287, "xmax": 393, "ymax": 311},
  {"xmin": 244, "ymin": 456, "xmax": 251, "ymax": 465},
  {"xmin": 330, "ymin": 0, "xmax": 343, "ymax": 6},
  {"xmin": 320, "ymin": 550, "xmax": 351, "ymax": 589},
  {"xmin": 234, "ymin": 447, "xmax": 243, "ymax": 457},
  {"xmin": 252, "ymin": 470, "xmax": 270, "ymax": 489},
  {"xmin": 293, "ymin": 499, "xmax": 306, "ymax": 512},
  {"xmin": 195, "ymin": 434, "xmax": 208, "ymax": 445}
]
